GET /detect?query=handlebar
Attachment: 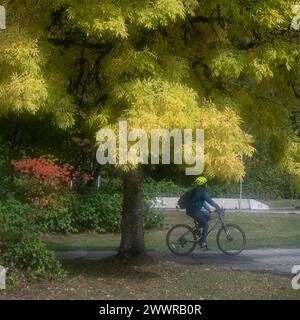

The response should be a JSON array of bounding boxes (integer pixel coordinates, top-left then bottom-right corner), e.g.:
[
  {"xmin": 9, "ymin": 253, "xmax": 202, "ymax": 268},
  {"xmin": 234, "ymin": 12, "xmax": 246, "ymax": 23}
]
[{"xmin": 217, "ymin": 208, "xmax": 225, "ymax": 216}]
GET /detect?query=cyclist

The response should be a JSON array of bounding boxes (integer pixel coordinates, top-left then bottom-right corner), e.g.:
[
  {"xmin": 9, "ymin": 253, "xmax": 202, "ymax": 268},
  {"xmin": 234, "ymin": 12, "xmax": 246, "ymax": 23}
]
[{"xmin": 186, "ymin": 176, "xmax": 222, "ymax": 250}]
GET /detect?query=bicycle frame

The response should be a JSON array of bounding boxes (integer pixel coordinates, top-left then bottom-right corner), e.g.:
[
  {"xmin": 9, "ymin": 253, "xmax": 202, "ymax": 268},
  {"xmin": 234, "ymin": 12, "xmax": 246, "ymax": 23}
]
[
  {"xmin": 187, "ymin": 214, "xmax": 227, "ymax": 244},
  {"xmin": 206, "ymin": 214, "xmax": 227, "ymax": 237}
]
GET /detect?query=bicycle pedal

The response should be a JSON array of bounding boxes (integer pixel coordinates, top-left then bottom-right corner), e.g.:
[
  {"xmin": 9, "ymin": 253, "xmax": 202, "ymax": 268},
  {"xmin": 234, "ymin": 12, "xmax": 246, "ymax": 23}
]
[
  {"xmin": 201, "ymin": 246, "xmax": 210, "ymax": 251},
  {"xmin": 199, "ymin": 242, "xmax": 208, "ymax": 249}
]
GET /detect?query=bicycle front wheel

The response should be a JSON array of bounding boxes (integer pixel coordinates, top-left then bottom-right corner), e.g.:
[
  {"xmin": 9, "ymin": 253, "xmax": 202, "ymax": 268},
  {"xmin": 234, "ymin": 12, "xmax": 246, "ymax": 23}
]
[
  {"xmin": 166, "ymin": 224, "xmax": 197, "ymax": 256},
  {"xmin": 216, "ymin": 223, "xmax": 246, "ymax": 255}
]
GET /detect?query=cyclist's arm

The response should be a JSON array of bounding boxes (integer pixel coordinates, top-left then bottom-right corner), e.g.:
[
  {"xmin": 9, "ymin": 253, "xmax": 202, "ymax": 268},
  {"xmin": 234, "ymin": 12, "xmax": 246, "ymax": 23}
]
[
  {"xmin": 202, "ymin": 202, "xmax": 212, "ymax": 213},
  {"xmin": 203, "ymin": 191, "xmax": 221, "ymax": 211}
]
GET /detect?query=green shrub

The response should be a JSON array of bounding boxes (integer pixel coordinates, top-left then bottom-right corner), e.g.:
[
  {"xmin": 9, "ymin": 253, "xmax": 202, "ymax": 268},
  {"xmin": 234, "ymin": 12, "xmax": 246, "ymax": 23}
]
[
  {"xmin": 73, "ymin": 188, "xmax": 164, "ymax": 233},
  {"xmin": 2, "ymin": 237, "xmax": 66, "ymax": 281},
  {"xmin": 99, "ymin": 178, "xmax": 123, "ymax": 195},
  {"xmin": 34, "ymin": 193, "xmax": 77, "ymax": 234},
  {"xmin": 144, "ymin": 177, "xmax": 186, "ymax": 198},
  {"xmin": 144, "ymin": 162, "xmax": 300, "ymax": 200},
  {"xmin": 74, "ymin": 190, "xmax": 123, "ymax": 233},
  {"xmin": 207, "ymin": 161, "xmax": 300, "ymax": 200},
  {"xmin": 0, "ymin": 198, "xmax": 65, "ymax": 282},
  {"xmin": 143, "ymin": 200, "xmax": 164, "ymax": 230},
  {"xmin": 0, "ymin": 198, "xmax": 35, "ymax": 243}
]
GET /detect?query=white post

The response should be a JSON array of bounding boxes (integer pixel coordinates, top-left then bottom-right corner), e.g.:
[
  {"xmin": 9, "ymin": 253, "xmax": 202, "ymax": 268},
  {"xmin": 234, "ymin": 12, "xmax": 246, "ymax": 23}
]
[
  {"xmin": 0, "ymin": 266, "xmax": 7, "ymax": 290},
  {"xmin": 0, "ymin": 6, "xmax": 6, "ymax": 30},
  {"xmin": 97, "ymin": 175, "xmax": 101, "ymax": 188}
]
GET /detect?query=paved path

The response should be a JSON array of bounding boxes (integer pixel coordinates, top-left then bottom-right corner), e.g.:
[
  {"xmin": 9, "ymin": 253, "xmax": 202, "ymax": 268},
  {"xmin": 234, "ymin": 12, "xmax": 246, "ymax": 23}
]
[
  {"xmin": 229, "ymin": 209, "xmax": 300, "ymax": 214},
  {"xmin": 56, "ymin": 248, "xmax": 300, "ymax": 275}
]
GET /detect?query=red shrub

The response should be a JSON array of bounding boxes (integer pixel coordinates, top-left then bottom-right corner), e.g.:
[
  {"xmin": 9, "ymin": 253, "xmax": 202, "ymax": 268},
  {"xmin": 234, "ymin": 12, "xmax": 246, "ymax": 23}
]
[{"xmin": 11, "ymin": 156, "xmax": 92, "ymax": 210}]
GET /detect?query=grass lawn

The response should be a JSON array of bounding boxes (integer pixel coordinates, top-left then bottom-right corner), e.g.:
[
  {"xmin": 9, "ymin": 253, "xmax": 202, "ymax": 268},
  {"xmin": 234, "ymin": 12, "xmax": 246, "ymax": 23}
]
[
  {"xmin": 44, "ymin": 211, "xmax": 300, "ymax": 252},
  {"xmin": 1, "ymin": 256, "xmax": 299, "ymax": 300},
  {"xmin": 265, "ymin": 199, "xmax": 300, "ymax": 208},
  {"xmin": 2, "ymin": 211, "xmax": 300, "ymax": 300}
]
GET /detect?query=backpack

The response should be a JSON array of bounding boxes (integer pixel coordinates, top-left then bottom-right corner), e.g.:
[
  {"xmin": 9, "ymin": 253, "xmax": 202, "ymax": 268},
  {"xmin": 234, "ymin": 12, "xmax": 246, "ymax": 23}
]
[{"xmin": 177, "ymin": 188, "xmax": 196, "ymax": 209}]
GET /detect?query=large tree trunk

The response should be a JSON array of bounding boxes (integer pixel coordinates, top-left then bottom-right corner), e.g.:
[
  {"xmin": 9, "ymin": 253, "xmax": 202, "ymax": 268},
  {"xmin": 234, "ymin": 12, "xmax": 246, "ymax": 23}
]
[{"xmin": 119, "ymin": 166, "xmax": 146, "ymax": 257}]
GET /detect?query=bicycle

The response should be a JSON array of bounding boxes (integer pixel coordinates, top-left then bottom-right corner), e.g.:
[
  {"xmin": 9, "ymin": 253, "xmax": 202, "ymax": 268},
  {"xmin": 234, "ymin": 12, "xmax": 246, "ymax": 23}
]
[{"xmin": 166, "ymin": 209, "xmax": 246, "ymax": 256}]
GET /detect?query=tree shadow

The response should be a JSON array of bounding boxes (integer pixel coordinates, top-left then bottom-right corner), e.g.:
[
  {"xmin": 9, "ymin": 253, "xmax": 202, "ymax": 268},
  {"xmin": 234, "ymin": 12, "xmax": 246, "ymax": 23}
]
[{"xmin": 61, "ymin": 254, "xmax": 161, "ymax": 280}]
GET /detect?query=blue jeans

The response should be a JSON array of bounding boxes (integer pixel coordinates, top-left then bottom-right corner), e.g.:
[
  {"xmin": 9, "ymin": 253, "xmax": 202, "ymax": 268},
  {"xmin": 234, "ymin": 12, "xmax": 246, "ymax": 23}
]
[{"xmin": 187, "ymin": 209, "xmax": 210, "ymax": 242}]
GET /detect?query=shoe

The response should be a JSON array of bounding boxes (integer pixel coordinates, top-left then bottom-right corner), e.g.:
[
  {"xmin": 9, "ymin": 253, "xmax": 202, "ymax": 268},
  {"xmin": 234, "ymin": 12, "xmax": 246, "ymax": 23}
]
[{"xmin": 200, "ymin": 242, "xmax": 208, "ymax": 250}]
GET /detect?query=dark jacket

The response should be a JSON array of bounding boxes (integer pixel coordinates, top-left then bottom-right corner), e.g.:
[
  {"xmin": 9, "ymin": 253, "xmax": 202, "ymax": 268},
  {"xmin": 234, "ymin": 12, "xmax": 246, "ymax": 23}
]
[{"xmin": 189, "ymin": 186, "xmax": 221, "ymax": 213}]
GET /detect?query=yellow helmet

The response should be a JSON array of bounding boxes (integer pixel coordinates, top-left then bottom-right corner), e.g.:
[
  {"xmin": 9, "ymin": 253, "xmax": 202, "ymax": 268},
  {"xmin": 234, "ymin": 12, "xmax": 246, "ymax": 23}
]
[{"xmin": 195, "ymin": 176, "xmax": 207, "ymax": 186}]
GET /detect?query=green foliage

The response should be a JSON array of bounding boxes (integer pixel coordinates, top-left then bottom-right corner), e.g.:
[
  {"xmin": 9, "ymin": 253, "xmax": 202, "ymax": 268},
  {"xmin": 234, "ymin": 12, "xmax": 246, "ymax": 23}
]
[
  {"xmin": 52, "ymin": 0, "xmax": 198, "ymax": 38},
  {"xmin": 144, "ymin": 177, "xmax": 186, "ymax": 198},
  {"xmin": 0, "ymin": 135, "xmax": 11, "ymax": 197},
  {"xmin": 241, "ymin": 160, "xmax": 300, "ymax": 200},
  {"xmin": 5, "ymin": 270, "xmax": 19, "ymax": 287},
  {"xmin": 2, "ymin": 237, "xmax": 66, "ymax": 281},
  {"xmin": 74, "ymin": 190, "xmax": 123, "ymax": 233},
  {"xmin": 96, "ymin": 177, "xmax": 124, "ymax": 195},
  {"xmin": 0, "ymin": 198, "xmax": 35, "ymax": 243},
  {"xmin": 0, "ymin": 198, "xmax": 65, "ymax": 281},
  {"xmin": 143, "ymin": 199, "xmax": 164, "ymax": 230},
  {"xmin": 74, "ymin": 186, "xmax": 164, "ymax": 232},
  {"xmin": 0, "ymin": 179, "xmax": 164, "ymax": 236},
  {"xmin": 35, "ymin": 193, "xmax": 77, "ymax": 234},
  {"xmin": 282, "ymin": 140, "xmax": 300, "ymax": 187},
  {"xmin": 144, "ymin": 163, "xmax": 300, "ymax": 200}
]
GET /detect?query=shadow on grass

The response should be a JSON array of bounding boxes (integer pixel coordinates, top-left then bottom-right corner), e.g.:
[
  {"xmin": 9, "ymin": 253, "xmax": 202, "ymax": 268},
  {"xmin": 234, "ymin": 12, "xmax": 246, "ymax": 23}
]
[
  {"xmin": 61, "ymin": 254, "xmax": 161, "ymax": 281},
  {"xmin": 48, "ymin": 244, "xmax": 119, "ymax": 252}
]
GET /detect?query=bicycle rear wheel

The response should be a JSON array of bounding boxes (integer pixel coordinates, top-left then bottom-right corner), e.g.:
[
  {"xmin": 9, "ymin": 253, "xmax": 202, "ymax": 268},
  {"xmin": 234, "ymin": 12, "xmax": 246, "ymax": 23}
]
[
  {"xmin": 166, "ymin": 224, "xmax": 197, "ymax": 256},
  {"xmin": 216, "ymin": 223, "xmax": 246, "ymax": 255}
]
